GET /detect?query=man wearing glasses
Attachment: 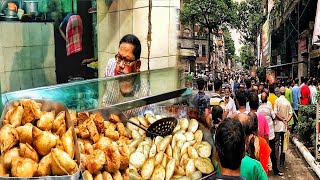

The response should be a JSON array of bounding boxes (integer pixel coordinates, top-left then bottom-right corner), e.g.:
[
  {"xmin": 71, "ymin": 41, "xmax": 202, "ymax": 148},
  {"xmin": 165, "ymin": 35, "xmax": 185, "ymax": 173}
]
[
  {"xmin": 102, "ymin": 34, "xmax": 151, "ymax": 107},
  {"xmin": 104, "ymin": 34, "xmax": 141, "ymax": 77}
]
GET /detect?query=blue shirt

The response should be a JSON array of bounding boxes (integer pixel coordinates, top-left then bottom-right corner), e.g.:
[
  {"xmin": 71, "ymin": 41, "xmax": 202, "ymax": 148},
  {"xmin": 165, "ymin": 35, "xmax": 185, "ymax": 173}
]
[{"xmin": 292, "ymin": 84, "xmax": 301, "ymax": 110}]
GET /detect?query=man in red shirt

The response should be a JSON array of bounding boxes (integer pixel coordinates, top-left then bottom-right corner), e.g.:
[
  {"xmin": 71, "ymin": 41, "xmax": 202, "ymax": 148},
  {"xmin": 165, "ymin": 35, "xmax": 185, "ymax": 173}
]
[{"xmin": 300, "ymin": 77, "xmax": 310, "ymax": 105}]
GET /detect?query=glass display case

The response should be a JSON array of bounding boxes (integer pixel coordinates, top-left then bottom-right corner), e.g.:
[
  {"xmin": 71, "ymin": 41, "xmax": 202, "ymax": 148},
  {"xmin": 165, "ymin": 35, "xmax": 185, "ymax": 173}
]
[{"xmin": 1, "ymin": 68, "xmax": 188, "ymax": 112}]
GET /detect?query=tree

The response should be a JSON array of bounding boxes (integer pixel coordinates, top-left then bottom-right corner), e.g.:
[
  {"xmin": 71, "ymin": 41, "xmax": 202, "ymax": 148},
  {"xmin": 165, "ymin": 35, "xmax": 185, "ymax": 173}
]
[
  {"xmin": 238, "ymin": 0, "xmax": 263, "ymax": 48},
  {"xmin": 240, "ymin": 45, "xmax": 255, "ymax": 69},
  {"xmin": 223, "ymin": 28, "xmax": 235, "ymax": 56},
  {"xmin": 180, "ymin": 0, "xmax": 238, "ymax": 66}
]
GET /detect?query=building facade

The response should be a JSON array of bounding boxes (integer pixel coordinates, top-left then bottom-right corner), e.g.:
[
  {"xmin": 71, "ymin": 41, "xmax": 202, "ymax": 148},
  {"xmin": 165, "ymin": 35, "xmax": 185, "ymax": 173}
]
[{"xmin": 266, "ymin": 0, "xmax": 320, "ymax": 80}]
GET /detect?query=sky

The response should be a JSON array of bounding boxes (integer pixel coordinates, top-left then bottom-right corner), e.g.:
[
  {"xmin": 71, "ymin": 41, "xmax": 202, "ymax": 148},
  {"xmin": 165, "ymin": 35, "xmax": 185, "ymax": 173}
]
[
  {"xmin": 231, "ymin": 0, "xmax": 246, "ymax": 56},
  {"xmin": 230, "ymin": 29, "xmax": 242, "ymax": 56}
]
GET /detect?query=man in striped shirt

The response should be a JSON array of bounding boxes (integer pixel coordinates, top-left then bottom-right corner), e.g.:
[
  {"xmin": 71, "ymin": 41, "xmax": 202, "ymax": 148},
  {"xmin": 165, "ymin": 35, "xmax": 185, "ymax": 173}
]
[{"xmin": 258, "ymin": 92, "xmax": 283, "ymax": 176}]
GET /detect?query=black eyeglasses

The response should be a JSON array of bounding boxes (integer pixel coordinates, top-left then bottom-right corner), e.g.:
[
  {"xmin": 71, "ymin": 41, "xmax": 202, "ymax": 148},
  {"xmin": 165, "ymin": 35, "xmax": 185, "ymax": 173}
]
[{"xmin": 115, "ymin": 54, "xmax": 137, "ymax": 66}]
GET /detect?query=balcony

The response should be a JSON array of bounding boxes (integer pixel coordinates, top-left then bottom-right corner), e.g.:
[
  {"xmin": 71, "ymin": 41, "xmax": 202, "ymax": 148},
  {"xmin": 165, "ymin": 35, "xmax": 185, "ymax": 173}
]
[{"xmin": 271, "ymin": 0, "xmax": 300, "ymax": 30}]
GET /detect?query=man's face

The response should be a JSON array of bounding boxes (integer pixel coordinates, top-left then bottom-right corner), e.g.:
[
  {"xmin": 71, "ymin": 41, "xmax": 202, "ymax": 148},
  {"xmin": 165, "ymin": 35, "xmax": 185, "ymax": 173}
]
[
  {"xmin": 259, "ymin": 85, "xmax": 263, "ymax": 91},
  {"xmin": 224, "ymin": 89, "xmax": 230, "ymax": 98},
  {"xmin": 119, "ymin": 77, "xmax": 134, "ymax": 96},
  {"xmin": 115, "ymin": 42, "xmax": 141, "ymax": 75},
  {"xmin": 185, "ymin": 81, "xmax": 192, "ymax": 88}
]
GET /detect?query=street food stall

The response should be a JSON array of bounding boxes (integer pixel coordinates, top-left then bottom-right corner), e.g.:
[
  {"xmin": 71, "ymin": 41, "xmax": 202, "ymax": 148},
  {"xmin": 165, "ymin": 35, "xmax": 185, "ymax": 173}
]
[{"xmin": 0, "ymin": 67, "xmax": 217, "ymax": 179}]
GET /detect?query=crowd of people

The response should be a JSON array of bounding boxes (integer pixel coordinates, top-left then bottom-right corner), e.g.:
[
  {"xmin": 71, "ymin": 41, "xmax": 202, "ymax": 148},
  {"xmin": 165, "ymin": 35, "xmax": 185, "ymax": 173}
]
[{"xmin": 193, "ymin": 74, "xmax": 320, "ymax": 180}]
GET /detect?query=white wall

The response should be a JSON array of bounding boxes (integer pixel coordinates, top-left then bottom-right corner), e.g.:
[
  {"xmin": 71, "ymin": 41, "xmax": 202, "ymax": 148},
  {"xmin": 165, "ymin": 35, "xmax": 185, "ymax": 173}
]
[
  {"xmin": 0, "ymin": 22, "xmax": 56, "ymax": 93},
  {"xmin": 97, "ymin": 0, "xmax": 179, "ymax": 78}
]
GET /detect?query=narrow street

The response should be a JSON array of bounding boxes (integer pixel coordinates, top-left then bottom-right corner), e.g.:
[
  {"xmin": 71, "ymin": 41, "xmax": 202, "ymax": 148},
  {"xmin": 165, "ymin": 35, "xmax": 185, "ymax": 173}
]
[{"xmin": 268, "ymin": 141, "xmax": 319, "ymax": 180}]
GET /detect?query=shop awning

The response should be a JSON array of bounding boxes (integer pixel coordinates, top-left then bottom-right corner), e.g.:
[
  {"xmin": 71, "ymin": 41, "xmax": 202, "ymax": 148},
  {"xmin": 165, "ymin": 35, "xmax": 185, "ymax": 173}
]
[
  {"xmin": 179, "ymin": 49, "xmax": 196, "ymax": 57},
  {"xmin": 267, "ymin": 60, "xmax": 305, "ymax": 69}
]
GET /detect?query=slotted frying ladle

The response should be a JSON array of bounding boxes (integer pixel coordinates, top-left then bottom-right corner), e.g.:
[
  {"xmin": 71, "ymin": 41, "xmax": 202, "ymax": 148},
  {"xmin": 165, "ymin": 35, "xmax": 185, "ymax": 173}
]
[{"xmin": 127, "ymin": 117, "xmax": 178, "ymax": 138}]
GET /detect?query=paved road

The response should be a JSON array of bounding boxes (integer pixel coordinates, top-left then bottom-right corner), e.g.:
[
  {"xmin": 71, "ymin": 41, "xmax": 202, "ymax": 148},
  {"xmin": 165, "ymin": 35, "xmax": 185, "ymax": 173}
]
[{"xmin": 268, "ymin": 141, "xmax": 319, "ymax": 180}]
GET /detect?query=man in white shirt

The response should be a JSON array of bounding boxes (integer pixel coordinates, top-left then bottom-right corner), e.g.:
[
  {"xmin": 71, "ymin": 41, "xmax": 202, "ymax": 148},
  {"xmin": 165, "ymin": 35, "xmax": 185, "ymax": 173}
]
[
  {"xmin": 274, "ymin": 87, "xmax": 293, "ymax": 167},
  {"xmin": 309, "ymin": 80, "xmax": 317, "ymax": 104},
  {"xmin": 230, "ymin": 77, "xmax": 235, "ymax": 93},
  {"xmin": 102, "ymin": 34, "xmax": 152, "ymax": 107},
  {"xmin": 258, "ymin": 92, "xmax": 283, "ymax": 176},
  {"xmin": 223, "ymin": 87, "xmax": 236, "ymax": 119}
]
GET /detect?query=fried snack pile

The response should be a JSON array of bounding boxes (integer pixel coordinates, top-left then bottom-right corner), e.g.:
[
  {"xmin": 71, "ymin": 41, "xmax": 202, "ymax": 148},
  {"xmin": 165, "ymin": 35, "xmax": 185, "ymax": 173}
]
[
  {"xmin": 75, "ymin": 113, "xmax": 131, "ymax": 180},
  {"xmin": 0, "ymin": 99, "xmax": 78, "ymax": 177},
  {"xmin": 127, "ymin": 115, "xmax": 214, "ymax": 180}
]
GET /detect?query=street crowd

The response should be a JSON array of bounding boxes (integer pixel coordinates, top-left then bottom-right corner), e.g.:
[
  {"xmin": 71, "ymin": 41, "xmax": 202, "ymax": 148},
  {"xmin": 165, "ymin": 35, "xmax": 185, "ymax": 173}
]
[{"xmin": 192, "ymin": 73, "xmax": 319, "ymax": 180}]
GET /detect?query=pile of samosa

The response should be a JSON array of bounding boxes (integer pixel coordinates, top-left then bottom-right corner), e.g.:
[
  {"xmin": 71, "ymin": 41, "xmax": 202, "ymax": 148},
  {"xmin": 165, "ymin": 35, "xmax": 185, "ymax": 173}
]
[{"xmin": 0, "ymin": 99, "xmax": 78, "ymax": 177}]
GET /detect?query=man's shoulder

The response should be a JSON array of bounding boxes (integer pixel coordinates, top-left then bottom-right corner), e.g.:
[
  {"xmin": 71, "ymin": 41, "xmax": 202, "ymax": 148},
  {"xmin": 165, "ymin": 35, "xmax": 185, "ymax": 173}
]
[
  {"xmin": 242, "ymin": 155, "xmax": 265, "ymax": 169},
  {"xmin": 241, "ymin": 155, "xmax": 267, "ymax": 177},
  {"xmin": 108, "ymin": 57, "xmax": 116, "ymax": 64},
  {"xmin": 207, "ymin": 174, "xmax": 246, "ymax": 180}
]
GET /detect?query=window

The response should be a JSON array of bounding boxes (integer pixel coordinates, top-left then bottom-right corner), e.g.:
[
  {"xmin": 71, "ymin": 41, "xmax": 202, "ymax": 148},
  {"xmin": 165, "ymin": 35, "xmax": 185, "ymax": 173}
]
[{"xmin": 202, "ymin": 45, "xmax": 206, "ymax": 57}]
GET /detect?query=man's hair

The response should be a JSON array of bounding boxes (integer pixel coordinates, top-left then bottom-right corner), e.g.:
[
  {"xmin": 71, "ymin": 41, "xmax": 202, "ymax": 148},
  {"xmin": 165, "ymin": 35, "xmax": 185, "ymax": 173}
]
[
  {"xmin": 245, "ymin": 78, "xmax": 251, "ymax": 89},
  {"xmin": 215, "ymin": 118, "xmax": 245, "ymax": 170},
  {"xmin": 269, "ymin": 84, "xmax": 275, "ymax": 93},
  {"xmin": 212, "ymin": 105, "xmax": 223, "ymax": 124},
  {"xmin": 214, "ymin": 79, "xmax": 222, "ymax": 91},
  {"xmin": 248, "ymin": 112, "xmax": 258, "ymax": 134},
  {"xmin": 235, "ymin": 89, "xmax": 247, "ymax": 106},
  {"xmin": 261, "ymin": 92, "xmax": 268, "ymax": 103},
  {"xmin": 119, "ymin": 34, "xmax": 141, "ymax": 60},
  {"xmin": 235, "ymin": 114, "xmax": 253, "ymax": 137},
  {"xmin": 313, "ymin": 79, "xmax": 318, "ymax": 86},
  {"xmin": 224, "ymin": 86, "xmax": 231, "ymax": 93},
  {"xmin": 247, "ymin": 112, "xmax": 259, "ymax": 159},
  {"xmin": 286, "ymin": 80, "xmax": 291, "ymax": 87},
  {"xmin": 248, "ymin": 92, "xmax": 259, "ymax": 110},
  {"xmin": 197, "ymin": 78, "xmax": 205, "ymax": 90}
]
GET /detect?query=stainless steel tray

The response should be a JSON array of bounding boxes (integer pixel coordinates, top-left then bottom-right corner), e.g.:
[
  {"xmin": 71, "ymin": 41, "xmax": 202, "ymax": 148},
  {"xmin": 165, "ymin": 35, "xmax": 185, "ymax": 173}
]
[
  {"xmin": 0, "ymin": 99, "xmax": 81, "ymax": 179},
  {"xmin": 122, "ymin": 105, "xmax": 217, "ymax": 179}
]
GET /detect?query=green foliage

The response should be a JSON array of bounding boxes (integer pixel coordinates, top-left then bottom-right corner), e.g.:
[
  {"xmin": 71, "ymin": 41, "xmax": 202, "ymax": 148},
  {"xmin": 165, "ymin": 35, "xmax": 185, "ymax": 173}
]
[
  {"xmin": 240, "ymin": 45, "xmax": 254, "ymax": 69},
  {"xmin": 223, "ymin": 28, "xmax": 235, "ymax": 56},
  {"xmin": 316, "ymin": 87, "xmax": 320, "ymax": 104},
  {"xmin": 237, "ymin": 0, "xmax": 263, "ymax": 46},
  {"xmin": 298, "ymin": 105, "xmax": 317, "ymax": 147},
  {"xmin": 180, "ymin": 0, "xmax": 238, "ymax": 33},
  {"xmin": 233, "ymin": 55, "xmax": 241, "ymax": 63}
]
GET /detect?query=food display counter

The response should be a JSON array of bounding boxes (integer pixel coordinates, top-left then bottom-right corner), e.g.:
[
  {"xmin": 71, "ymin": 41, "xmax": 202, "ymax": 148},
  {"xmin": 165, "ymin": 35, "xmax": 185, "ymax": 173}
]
[
  {"xmin": 0, "ymin": 68, "xmax": 217, "ymax": 179},
  {"xmin": 1, "ymin": 67, "xmax": 188, "ymax": 112}
]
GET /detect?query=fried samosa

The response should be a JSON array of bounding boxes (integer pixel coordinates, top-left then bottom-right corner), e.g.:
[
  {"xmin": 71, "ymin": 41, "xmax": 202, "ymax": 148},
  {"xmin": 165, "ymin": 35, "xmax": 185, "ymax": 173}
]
[
  {"xmin": 0, "ymin": 125, "xmax": 19, "ymax": 154},
  {"xmin": 33, "ymin": 126, "xmax": 58, "ymax": 156},
  {"xmin": 37, "ymin": 111, "xmax": 55, "ymax": 131},
  {"xmin": 36, "ymin": 153, "xmax": 52, "ymax": 176},
  {"xmin": 51, "ymin": 148, "xmax": 78, "ymax": 175},
  {"xmin": 19, "ymin": 143, "xmax": 39, "ymax": 163},
  {"xmin": 11, "ymin": 157, "xmax": 38, "ymax": 177},
  {"xmin": 61, "ymin": 127, "xmax": 75, "ymax": 159},
  {"xmin": 16, "ymin": 123, "xmax": 33, "ymax": 145}
]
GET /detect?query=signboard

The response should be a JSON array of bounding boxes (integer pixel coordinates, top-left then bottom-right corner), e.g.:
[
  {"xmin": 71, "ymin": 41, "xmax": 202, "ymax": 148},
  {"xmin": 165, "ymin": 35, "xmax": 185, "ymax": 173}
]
[
  {"xmin": 298, "ymin": 38, "xmax": 307, "ymax": 54},
  {"xmin": 262, "ymin": 14, "xmax": 271, "ymax": 66}
]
